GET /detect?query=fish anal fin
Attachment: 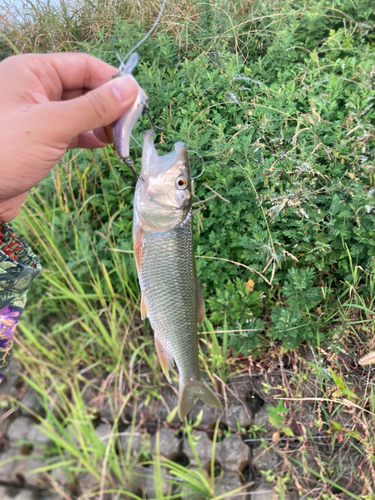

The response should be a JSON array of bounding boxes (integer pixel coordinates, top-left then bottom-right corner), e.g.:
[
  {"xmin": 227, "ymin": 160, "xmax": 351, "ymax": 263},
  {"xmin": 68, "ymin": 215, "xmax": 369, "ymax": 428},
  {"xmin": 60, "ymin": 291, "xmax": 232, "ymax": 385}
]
[
  {"xmin": 140, "ymin": 294, "xmax": 148, "ymax": 320},
  {"xmin": 133, "ymin": 225, "xmax": 143, "ymax": 272},
  {"xmin": 178, "ymin": 379, "xmax": 221, "ymax": 420},
  {"xmin": 155, "ymin": 337, "xmax": 174, "ymax": 383},
  {"xmin": 196, "ymin": 282, "xmax": 205, "ymax": 326}
]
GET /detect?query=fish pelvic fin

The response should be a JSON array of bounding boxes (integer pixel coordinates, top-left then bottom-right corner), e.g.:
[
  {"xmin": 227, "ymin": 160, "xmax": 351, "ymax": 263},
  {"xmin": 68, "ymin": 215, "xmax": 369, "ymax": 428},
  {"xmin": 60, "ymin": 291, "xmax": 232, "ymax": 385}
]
[
  {"xmin": 155, "ymin": 337, "xmax": 174, "ymax": 383},
  {"xmin": 178, "ymin": 378, "xmax": 221, "ymax": 420},
  {"xmin": 196, "ymin": 281, "xmax": 205, "ymax": 326}
]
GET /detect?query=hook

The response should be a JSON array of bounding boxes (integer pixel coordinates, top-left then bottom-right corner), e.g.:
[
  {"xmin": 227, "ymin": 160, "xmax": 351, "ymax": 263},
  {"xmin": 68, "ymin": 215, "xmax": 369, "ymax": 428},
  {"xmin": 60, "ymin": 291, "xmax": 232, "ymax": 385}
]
[
  {"xmin": 144, "ymin": 106, "xmax": 165, "ymax": 131},
  {"xmin": 187, "ymin": 150, "xmax": 205, "ymax": 180},
  {"xmin": 121, "ymin": 158, "xmax": 144, "ymax": 184}
]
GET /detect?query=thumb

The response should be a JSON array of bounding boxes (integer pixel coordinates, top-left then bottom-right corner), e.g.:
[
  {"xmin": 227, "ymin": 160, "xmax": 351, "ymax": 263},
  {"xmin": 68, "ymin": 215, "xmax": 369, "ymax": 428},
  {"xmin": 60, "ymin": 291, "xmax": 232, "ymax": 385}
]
[{"xmin": 53, "ymin": 75, "xmax": 139, "ymax": 141}]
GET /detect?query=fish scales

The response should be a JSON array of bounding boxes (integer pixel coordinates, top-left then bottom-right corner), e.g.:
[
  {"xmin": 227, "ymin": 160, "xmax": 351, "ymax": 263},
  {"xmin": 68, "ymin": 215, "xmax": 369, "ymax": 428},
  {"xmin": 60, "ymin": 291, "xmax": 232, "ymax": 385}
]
[{"xmin": 140, "ymin": 214, "xmax": 200, "ymax": 380}]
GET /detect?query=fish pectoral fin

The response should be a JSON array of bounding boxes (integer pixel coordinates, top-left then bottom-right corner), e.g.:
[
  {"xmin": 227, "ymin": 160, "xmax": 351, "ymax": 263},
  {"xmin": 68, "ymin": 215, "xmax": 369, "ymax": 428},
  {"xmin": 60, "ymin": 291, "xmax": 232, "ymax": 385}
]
[
  {"xmin": 196, "ymin": 282, "xmax": 205, "ymax": 326},
  {"xmin": 155, "ymin": 337, "xmax": 174, "ymax": 383},
  {"xmin": 178, "ymin": 379, "xmax": 221, "ymax": 420},
  {"xmin": 140, "ymin": 294, "xmax": 148, "ymax": 320}
]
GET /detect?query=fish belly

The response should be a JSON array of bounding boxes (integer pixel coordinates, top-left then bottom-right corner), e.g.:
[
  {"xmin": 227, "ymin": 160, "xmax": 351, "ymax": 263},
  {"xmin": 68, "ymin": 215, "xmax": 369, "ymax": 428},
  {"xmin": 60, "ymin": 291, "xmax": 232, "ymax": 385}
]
[{"xmin": 139, "ymin": 214, "xmax": 200, "ymax": 380}]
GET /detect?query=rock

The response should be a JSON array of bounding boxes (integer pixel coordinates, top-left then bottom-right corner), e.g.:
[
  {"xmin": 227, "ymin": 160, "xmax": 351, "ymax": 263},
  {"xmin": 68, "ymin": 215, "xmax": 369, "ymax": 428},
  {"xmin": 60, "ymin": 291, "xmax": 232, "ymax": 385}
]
[
  {"xmin": 252, "ymin": 407, "xmax": 275, "ymax": 433},
  {"xmin": 215, "ymin": 472, "xmax": 245, "ymax": 499},
  {"xmin": 120, "ymin": 431, "xmax": 151, "ymax": 459},
  {"xmin": 0, "ymin": 448, "xmax": 22, "ymax": 483},
  {"xmin": 19, "ymin": 390, "xmax": 44, "ymax": 417},
  {"xmin": 222, "ymin": 404, "xmax": 252, "ymax": 431},
  {"xmin": 95, "ymin": 422, "xmax": 111, "ymax": 442},
  {"xmin": 252, "ymin": 446, "xmax": 281, "ymax": 472},
  {"xmin": 156, "ymin": 386, "xmax": 179, "ymax": 422},
  {"xmin": 250, "ymin": 478, "xmax": 275, "ymax": 500},
  {"xmin": 49, "ymin": 462, "xmax": 76, "ymax": 492},
  {"xmin": 0, "ymin": 446, "xmax": 46, "ymax": 487},
  {"xmin": 151, "ymin": 427, "xmax": 181, "ymax": 459},
  {"xmin": 27, "ymin": 424, "xmax": 51, "ymax": 446},
  {"xmin": 183, "ymin": 431, "xmax": 213, "ymax": 469},
  {"xmin": 217, "ymin": 436, "xmax": 249, "ymax": 473},
  {"xmin": 186, "ymin": 399, "xmax": 222, "ymax": 426},
  {"xmin": 78, "ymin": 472, "xmax": 98, "ymax": 496},
  {"xmin": 12, "ymin": 454, "xmax": 46, "ymax": 488},
  {"xmin": 136, "ymin": 465, "xmax": 172, "ymax": 497},
  {"xmin": 7, "ymin": 416, "xmax": 50, "ymax": 446},
  {"xmin": 0, "ymin": 408, "xmax": 14, "ymax": 435},
  {"xmin": 7, "ymin": 416, "xmax": 32, "ymax": 442},
  {"xmin": 0, "ymin": 487, "xmax": 35, "ymax": 500},
  {"xmin": 227, "ymin": 374, "xmax": 254, "ymax": 400}
]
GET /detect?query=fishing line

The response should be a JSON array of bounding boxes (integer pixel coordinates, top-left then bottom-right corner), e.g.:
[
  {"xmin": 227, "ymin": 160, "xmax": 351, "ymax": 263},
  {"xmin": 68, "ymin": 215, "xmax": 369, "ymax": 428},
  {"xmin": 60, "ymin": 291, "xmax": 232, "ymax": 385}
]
[
  {"xmin": 118, "ymin": 0, "xmax": 168, "ymax": 71},
  {"xmin": 187, "ymin": 150, "xmax": 205, "ymax": 180}
]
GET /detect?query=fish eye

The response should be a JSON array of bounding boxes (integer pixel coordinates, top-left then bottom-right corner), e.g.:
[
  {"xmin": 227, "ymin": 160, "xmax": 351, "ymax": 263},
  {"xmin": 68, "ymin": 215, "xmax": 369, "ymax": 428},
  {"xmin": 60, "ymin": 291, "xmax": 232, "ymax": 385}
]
[{"xmin": 176, "ymin": 176, "xmax": 188, "ymax": 190}]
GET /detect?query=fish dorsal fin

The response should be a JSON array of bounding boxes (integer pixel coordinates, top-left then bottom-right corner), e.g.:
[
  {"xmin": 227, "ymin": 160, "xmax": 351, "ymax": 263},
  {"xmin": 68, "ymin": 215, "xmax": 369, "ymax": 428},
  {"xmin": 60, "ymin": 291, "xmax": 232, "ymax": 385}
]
[
  {"xmin": 197, "ymin": 282, "xmax": 205, "ymax": 326},
  {"xmin": 155, "ymin": 337, "xmax": 174, "ymax": 383},
  {"xmin": 140, "ymin": 294, "xmax": 148, "ymax": 320}
]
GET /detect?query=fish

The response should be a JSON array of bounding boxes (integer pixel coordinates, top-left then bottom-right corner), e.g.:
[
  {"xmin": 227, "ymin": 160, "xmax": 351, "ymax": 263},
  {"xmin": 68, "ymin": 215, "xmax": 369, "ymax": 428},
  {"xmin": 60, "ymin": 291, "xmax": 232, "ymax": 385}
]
[
  {"xmin": 104, "ymin": 53, "xmax": 148, "ymax": 162},
  {"xmin": 133, "ymin": 129, "xmax": 222, "ymax": 419}
]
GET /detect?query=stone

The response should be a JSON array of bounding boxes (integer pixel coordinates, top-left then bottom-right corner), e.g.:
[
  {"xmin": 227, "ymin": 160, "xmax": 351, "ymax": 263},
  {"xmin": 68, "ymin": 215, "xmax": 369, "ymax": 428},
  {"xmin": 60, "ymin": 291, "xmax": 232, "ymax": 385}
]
[
  {"xmin": 120, "ymin": 431, "xmax": 151, "ymax": 459},
  {"xmin": 19, "ymin": 390, "xmax": 44, "ymax": 417},
  {"xmin": 217, "ymin": 436, "xmax": 249, "ymax": 473},
  {"xmin": 12, "ymin": 454, "xmax": 46, "ymax": 488},
  {"xmin": 138, "ymin": 465, "xmax": 172, "ymax": 497},
  {"xmin": 183, "ymin": 431, "xmax": 213, "ymax": 469},
  {"xmin": 156, "ymin": 386, "xmax": 179, "ymax": 422},
  {"xmin": 0, "ymin": 408, "xmax": 14, "ymax": 435},
  {"xmin": 151, "ymin": 427, "xmax": 181, "ymax": 459},
  {"xmin": 0, "ymin": 448, "xmax": 22, "ymax": 483},
  {"xmin": 252, "ymin": 446, "xmax": 281, "ymax": 472},
  {"xmin": 215, "ymin": 472, "xmax": 245, "ymax": 499},
  {"xmin": 250, "ymin": 478, "xmax": 275, "ymax": 500},
  {"xmin": 7, "ymin": 416, "xmax": 50, "ymax": 446},
  {"xmin": 227, "ymin": 374, "xmax": 254, "ymax": 400},
  {"xmin": 50, "ymin": 462, "xmax": 75, "ymax": 492},
  {"xmin": 186, "ymin": 399, "xmax": 222, "ymax": 426},
  {"xmin": 78, "ymin": 472, "xmax": 98, "ymax": 495},
  {"xmin": 222, "ymin": 404, "xmax": 252, "ymax": 431},
  {"xmin": 0, "ymin": 487, "xmax": 35, "ymax": 500},
  {"xmin": 252, "ymin": 407, "xmax": 276, "ymax": 433},
  {"xmin": 27, "ymin": 424, "xmax": 51, "ymax": 446},
  {"xmin": 7, "ymin": 416, "xmax": 33, "ymax": 442},
  {"xmin": 95, "ymin": 422, "xmax": 111, "ymax": 442}
]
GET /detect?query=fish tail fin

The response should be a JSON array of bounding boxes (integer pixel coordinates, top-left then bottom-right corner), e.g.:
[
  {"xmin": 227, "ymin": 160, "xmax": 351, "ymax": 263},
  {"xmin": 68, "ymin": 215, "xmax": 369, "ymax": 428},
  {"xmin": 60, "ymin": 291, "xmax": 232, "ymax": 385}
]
[{"xmin": 178, "ymin": 378, "xmax": 221, "ymax": 420}]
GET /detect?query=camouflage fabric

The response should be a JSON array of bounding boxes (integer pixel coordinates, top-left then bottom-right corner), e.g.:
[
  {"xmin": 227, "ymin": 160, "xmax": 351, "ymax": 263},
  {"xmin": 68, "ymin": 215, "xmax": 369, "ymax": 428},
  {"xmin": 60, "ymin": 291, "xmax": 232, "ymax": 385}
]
[{"xmin": 0, "ymin": 223, "xmax": 40, "ymax": 381}]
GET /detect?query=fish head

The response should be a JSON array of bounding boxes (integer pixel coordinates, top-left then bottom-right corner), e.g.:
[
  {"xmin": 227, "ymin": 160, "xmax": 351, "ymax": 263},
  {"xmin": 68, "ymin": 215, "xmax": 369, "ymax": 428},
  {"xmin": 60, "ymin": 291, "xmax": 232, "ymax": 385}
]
[{"xmin": 135, "ymin": 130, "xmax": 192, "ymax": 230}]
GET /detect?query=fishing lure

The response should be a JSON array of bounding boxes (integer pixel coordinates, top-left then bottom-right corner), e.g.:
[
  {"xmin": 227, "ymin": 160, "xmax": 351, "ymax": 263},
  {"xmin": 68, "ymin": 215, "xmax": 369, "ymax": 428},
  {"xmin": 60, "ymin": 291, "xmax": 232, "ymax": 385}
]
[{"xmin": 104, "ymin": 0, "xmax": 167, "ymax": 180}]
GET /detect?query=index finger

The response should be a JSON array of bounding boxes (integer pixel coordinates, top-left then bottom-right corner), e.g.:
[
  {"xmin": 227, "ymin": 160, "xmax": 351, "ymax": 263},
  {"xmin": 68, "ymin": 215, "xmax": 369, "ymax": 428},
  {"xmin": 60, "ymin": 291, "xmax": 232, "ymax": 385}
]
[
  {"xmin": 47, "ymin": 52, "xmax": 118, "ymax": 90},
  {"xmin": 47, "ymin": 52, "xmax": 118, "ymax": 91}
]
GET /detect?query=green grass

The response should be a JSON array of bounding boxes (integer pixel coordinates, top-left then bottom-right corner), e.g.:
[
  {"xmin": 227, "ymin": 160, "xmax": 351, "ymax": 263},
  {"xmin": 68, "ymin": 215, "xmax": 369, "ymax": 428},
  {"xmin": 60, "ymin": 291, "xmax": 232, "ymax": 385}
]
[{"xmin": 1, "ymin": 0, "xmax": 375, "ymax": 498}]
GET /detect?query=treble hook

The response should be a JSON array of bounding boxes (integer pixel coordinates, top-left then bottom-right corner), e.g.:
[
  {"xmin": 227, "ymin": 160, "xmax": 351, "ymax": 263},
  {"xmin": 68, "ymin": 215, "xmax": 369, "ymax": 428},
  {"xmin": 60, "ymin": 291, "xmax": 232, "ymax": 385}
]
[
  {"xmin": 144, "ymin": 106, "xmax": 166, "ymax": 131},
  {"xmin": 121, "ymin": 158, "xmax": 144, "ymax": 184}
]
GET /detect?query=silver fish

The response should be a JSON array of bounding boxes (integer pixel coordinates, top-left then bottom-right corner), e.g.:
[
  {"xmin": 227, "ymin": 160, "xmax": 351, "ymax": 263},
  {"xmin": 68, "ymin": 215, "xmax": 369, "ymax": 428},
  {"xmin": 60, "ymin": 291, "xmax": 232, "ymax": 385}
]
[
  {"xmin": 105, "ymin": 53, "xmax": 147, "ymax": 161},
  {"xmin": 133, "ymin": 130, "xmax": 221, "ymax": 419}
]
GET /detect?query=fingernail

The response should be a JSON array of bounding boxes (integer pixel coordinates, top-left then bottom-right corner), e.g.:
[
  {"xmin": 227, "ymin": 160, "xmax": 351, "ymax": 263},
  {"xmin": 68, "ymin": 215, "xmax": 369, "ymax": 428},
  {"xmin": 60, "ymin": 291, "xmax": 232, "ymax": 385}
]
[{"xmin": 111, "ymin": 76, "xmax": 138, "ymax": 102}]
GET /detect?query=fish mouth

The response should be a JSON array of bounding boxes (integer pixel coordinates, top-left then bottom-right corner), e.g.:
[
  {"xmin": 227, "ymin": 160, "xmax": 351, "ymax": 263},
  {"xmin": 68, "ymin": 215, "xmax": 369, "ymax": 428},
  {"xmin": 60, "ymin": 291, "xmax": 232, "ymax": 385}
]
[{"xmin": 141, "ymin": 130, "xmax": 187, "ymax": 177}]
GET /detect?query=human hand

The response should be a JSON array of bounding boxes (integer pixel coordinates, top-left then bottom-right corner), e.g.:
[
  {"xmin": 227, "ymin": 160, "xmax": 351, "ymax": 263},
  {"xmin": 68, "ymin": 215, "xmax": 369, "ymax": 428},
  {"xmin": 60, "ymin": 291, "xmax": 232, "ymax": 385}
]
[{"xmin": 0, "ymin": 53, "xmax": 139, "ymax": 222}]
